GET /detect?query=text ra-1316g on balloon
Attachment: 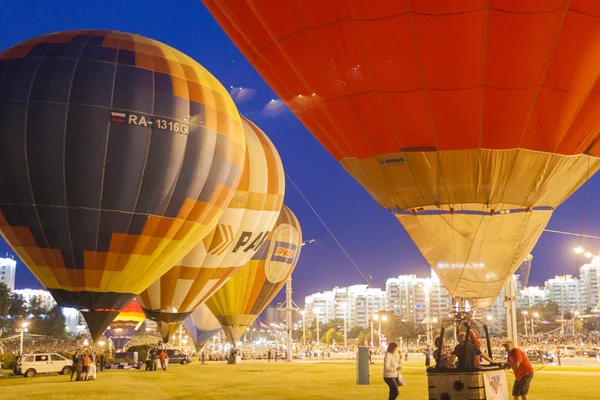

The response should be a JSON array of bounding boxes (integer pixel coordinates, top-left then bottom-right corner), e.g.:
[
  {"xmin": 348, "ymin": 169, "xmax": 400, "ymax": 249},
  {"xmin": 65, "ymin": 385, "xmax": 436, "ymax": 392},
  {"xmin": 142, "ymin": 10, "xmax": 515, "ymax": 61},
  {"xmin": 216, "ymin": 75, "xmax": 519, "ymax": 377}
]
[{"xmin": 110, "ymin": 110, "xmax": 190, "ymax": 134}]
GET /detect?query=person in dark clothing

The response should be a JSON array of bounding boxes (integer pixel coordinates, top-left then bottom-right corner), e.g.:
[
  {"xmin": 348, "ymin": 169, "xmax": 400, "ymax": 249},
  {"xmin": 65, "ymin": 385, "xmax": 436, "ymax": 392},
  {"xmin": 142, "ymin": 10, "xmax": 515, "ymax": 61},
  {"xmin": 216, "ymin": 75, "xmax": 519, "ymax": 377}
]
[
  {"xmin": 451, "ymin": 332, "xmax": 494, "ymax": 368},
  {"xmin": 70, "ymin": 351, "xmax": 80, "ymax": 381},
  {"xmin": 424, "ymin": 345, "xmax": 432, "ymax": 367},
  {"xmin": 99, "ymin": 354, "xmax": 105, "ymax": 371}
]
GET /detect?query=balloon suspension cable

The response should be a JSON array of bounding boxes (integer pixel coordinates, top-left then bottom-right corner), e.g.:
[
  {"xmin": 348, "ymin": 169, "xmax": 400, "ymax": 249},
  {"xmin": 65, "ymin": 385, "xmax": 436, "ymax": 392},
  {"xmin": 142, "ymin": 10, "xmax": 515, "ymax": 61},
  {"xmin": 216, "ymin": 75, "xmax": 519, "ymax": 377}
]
[
  {"xmin": 576, "ymin": 157, "xmax": 591, "ymax": 277},
  {"xmin": 284, "ymin": 172, "xmax": 373, "ymax": 287}
]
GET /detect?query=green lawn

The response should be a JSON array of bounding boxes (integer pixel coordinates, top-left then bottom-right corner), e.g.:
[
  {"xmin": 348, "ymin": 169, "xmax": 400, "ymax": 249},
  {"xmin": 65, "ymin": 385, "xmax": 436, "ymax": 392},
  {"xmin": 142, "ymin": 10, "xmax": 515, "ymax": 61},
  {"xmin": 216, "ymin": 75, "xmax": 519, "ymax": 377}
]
[{"xmin": 1, "ymin": 360, "xmax": 599, "ymax": 399}]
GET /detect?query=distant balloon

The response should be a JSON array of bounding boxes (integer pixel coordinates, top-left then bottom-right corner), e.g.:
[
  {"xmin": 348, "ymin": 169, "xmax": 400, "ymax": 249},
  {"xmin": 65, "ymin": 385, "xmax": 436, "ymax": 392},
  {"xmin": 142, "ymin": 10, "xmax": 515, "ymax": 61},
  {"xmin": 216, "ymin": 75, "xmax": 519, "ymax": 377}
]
[
  {"xmin": 183, "ymin": 304, "xmax": 222, "ymax": 351},
  {"xmin": 138, "ymin": 116, "xmax": 285, "ymax": 342},
  {"xmin": 0, "ymin": 30, "xmax": 245, "ymax": 340},
  {"xmin": 204, "ymin": 1, "xmax": 600, "ymax": 306},
  {"xmin": 206, "ymin": 205, "xmax": 302, "ymax": 343},
  {"xmin": 104, "ymin": 298, "xmax": 146, "ymax": 351},
  {"xmin": 261, "ymin": 99, "xmax": 287, "ymax": 117},
  {"xmin": 229, "ymin": 86, "xmax": 257, "ymax": 104}
]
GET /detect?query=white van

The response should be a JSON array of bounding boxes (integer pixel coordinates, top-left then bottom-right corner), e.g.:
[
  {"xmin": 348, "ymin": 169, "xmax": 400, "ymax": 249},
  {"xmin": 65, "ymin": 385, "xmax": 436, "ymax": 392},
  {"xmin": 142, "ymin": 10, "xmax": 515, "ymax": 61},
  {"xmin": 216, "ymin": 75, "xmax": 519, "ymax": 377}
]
[
  {"xmin": 559, "ymin": 346, "xmax": 577, "ymax": 358},
  {"xmin": 14, "ymin": 353, "xmax": 72, "ymax": 377}
]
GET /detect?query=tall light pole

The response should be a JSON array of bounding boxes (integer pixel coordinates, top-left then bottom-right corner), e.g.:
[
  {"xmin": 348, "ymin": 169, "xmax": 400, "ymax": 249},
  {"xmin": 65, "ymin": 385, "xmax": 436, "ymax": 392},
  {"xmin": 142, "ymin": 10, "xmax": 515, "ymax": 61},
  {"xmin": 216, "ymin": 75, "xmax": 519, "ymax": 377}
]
[
  {"xmin": 531, "ymin": 312, "xmax": 538, "ymax": 336},
  {"xmin": 522, "ymin": 311, "xmax": 528, "ymax": 337},
  {"xmin": 378, "ymin": 315, "xmax": 388, "ymax": 347},
  {"xmin": 19, "ymin": 321, "xmax": 29, "ymax": 355},
  {"xmin": 371, "ymin": 314, "xmax": 378, "ymax": 348},
  {"xmin": 301, "ymin": 310, "xmax": 306, "ymax": 346},
  {"xmin": 340, "ymin": 302, "xmax": 347, "ymax": 349},
  {"xmin": 314, "ymin": 308, "xmax": 320, "ymax": 344}
]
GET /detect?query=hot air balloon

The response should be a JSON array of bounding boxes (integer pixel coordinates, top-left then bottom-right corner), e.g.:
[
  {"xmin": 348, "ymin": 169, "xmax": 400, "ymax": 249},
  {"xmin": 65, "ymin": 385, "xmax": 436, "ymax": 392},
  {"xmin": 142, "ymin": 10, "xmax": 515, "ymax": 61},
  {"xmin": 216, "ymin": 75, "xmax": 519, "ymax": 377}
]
[
  {"xmin": 0, "ymin": 30, "xmax": 245, "ymax": 340},
  {"xmin": 206, "ymin": 205, "xmax": 302, "ymax": 343},
  {"xmin": 138, "ymin": 116, "xmax": 285, "ymax": 341},
  {"xmin": 104, "ymin": 298, "xmax": 146, "ymax": 351},
  {"xmin": 183, "ymin": 303, "xmax": 222, "ymax": 351},
  {"xmin": 203, "ymin": 1, "xmax": 600, "ymax": 306}
]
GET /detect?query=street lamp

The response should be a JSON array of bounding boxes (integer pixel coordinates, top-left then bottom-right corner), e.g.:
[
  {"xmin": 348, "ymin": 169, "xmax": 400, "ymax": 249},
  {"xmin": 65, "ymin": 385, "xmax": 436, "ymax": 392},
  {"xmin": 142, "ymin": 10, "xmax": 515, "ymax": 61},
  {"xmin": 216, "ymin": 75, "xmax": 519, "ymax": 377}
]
[
  {"xmin": 532, "ymin": 312, "xmax": 539, "ymax": 336},
  {"xmin": 314, "ymin": 308, "xmax": 320, "ymax": 344},
  {"xmin": 378, "ymin": 315, "xmax": 388, "ymax": 347},
  {"xmin": 19, "ymin": 321, "xmax": 29, "ymax": 355},
  {"xmin": 522, "ymin": 311, "xmax": 529, "ymax": 337},
  {"xmin": 371, "ymin": 314, "xmax": 378, "ymax": 348},
  {"xmin": 300, "ymin": 310, "xmax": 306, "ymax": 346},
  {"xmin": 340, "ymin": 303, "xmax": 348, "ymax": 349}
]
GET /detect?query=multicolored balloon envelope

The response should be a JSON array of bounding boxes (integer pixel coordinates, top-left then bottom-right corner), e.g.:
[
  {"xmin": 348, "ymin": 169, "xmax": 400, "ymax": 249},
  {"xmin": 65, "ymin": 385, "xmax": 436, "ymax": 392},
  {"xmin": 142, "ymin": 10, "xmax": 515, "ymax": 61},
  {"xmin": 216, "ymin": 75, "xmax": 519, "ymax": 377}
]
[
  {"xmin": 206, "ymin": 205, "xmax": 302, "ymax": 343},
  {"xmin": 104, "ymin": 298, "xmax": 146, "ymax": 351},
  {"xmin": 203, "ymin": 1, "xmax": 600, "ymax": 306},
  {"xmin": 138, "ymin": 116, "xmax": 285, "ymax": 342},
  {"xmin": 0, "ymin": 30, "xmax": 245, "ymax": 340},
  {"xmin": 183, "ymin": 303, "xmax": 222, "ymax": 350}
]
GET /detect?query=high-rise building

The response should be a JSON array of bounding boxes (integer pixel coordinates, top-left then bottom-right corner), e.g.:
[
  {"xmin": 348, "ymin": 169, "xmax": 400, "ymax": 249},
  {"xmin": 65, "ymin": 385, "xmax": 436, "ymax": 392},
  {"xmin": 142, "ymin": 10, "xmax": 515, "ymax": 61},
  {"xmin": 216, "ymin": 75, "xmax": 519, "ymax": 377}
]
[
  {"xmin": 305, "ymin": 285, "xmax": 386, "ymax": 329},
  {"xmin": 544, "ymin": 275, "xmax": 584, "ymax": 314},
  {"xmin": 579, "ymin": 262, "xmax": 599, "ymax": 310},
  {"xmin": 517, "ymin": 286, "xmax": 547, "ymax": 309},
  {"xmin": 386, "ymin": 270, "xmax": 452, "ymax": 325},
  {"xmin": 0, "ymin": 257, "xmax": 17, "ymax": 291}
]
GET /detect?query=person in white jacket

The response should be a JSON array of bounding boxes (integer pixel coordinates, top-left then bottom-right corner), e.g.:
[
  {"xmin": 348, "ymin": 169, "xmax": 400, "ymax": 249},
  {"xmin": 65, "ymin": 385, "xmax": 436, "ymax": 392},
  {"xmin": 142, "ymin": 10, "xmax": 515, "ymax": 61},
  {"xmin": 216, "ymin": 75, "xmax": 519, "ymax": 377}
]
[{"xmin": 383, "ymin": 342, "xmax": 402, "ymax": 400}]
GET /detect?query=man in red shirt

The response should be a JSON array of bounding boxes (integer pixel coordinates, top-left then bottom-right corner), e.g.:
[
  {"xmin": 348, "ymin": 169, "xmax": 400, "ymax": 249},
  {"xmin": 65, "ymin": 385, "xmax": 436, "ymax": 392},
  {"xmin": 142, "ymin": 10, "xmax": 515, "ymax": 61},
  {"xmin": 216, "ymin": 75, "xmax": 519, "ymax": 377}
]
[{"xmin": 502, "ymin": 341, "xmax": 534, "ymax": 400}]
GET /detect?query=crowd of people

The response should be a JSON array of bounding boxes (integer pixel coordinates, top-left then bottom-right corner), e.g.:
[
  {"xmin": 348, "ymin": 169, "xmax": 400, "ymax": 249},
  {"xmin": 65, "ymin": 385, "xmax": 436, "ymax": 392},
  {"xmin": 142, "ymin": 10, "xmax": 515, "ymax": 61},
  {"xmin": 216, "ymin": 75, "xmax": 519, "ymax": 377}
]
[{"xmin": 70, "ymin": 349, "xmax": 105, "ymax": 382}]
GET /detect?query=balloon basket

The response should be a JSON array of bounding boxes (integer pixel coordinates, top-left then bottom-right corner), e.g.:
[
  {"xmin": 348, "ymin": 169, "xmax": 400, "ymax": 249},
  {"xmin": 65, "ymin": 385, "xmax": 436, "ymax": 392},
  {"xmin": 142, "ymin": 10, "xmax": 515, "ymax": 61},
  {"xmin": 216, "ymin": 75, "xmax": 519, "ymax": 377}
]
[{"xmin": 426, "ymin": 366, "xmax": 507, "ymax": 400}]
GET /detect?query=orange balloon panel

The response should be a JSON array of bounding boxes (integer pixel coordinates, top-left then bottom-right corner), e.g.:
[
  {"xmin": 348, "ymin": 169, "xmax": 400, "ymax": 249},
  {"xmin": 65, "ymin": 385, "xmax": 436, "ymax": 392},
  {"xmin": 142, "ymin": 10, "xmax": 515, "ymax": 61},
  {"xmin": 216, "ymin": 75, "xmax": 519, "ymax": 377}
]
[{"xmin": 204, "ymin": 1, "xmax": 600, "ymax": 306}]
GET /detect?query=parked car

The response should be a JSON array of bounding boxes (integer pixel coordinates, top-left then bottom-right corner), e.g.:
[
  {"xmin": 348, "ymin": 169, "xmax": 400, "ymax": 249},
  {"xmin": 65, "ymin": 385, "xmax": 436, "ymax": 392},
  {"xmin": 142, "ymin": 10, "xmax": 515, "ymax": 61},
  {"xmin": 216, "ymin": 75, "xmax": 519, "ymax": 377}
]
[
  {"xmin": 526, "ymin": 349, "xmax": 554, "ymax": 363},
  {"xmin": 560, "ymin": 345, "xmax": 577, "ymax": 357},
  {"xmin": 583, "ymin": 348, "xmax": 600, "ymax": 357},
  {"xmin": 166, "ymin": 349, "xmax": 192, "ymax": 365},
  {"xmin": 14, "ymin": 353, "xmax": 72, "ymax": 378}
]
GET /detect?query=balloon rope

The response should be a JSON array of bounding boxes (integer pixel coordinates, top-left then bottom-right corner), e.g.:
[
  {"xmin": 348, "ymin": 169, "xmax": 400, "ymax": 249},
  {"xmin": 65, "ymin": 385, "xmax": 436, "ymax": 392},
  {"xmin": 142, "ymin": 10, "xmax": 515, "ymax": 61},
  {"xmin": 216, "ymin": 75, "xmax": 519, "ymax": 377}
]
[
  {"xmin": 576, "ymin": 157, "xmax": 591, "ymax": 276},
  {"xmin": 284, "ymin": 172, "xmax": 373, "ymax": 287}
]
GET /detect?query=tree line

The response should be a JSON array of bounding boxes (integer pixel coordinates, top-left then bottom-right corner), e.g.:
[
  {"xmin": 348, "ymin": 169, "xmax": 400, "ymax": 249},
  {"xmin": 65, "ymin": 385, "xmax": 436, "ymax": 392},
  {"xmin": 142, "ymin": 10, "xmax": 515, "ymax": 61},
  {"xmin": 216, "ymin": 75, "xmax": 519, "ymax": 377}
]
[{"xmin": 0, "ymin": 282, "xmax": 66, "ymax": 337}]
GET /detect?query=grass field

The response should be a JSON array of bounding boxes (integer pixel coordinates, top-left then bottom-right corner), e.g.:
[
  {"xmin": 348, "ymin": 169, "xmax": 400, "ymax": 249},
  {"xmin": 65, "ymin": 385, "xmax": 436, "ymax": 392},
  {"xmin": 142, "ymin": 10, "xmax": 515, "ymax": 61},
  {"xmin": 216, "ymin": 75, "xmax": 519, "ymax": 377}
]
[{"xmin": 1, "ymin": 360, "xmax": 599, "ymax": 399}]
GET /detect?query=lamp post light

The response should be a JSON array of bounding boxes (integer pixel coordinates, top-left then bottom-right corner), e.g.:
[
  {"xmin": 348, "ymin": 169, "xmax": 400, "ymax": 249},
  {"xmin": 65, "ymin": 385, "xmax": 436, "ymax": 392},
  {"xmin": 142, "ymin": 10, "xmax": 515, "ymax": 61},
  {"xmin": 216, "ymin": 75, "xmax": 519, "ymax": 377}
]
[
  {"xmin": 378, "ymin": 315, "xmax": 388, "ymax": 347},
  {"xmin": 371, "ymin": 314, "xmax": 378, "ymax": 348},
  {"xmin": 522, "ymin": 311, "xmax": 529, "ymax": 337},
  {"xmin": 19, "ymin": 321, "xmax": 29, "ymax": 355},
  {"xmin": 340, "ymin": 302, "xmax": 348, "ymax": 349},
  {"xmin": 300, "ymin": 310, "xmax": 306, "ymax": 346},
  {"xmin": 314, "ymin": 308, "xmax": 320, "ymax": 344}
]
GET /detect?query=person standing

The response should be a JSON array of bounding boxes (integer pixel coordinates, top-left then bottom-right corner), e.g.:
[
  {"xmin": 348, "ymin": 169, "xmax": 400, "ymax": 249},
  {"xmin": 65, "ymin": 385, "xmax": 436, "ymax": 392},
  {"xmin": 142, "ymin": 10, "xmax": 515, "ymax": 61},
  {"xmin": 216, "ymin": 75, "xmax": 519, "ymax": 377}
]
[
  {"xmin": 81, "ymin": 353, "xmax": 91, "ymax": 381},
  {"xmin": 159, "ymin": 349, "xmax": 167, "ymax": 371},
  {"xmin": 99, "ymin": 353, "xmax": 105, "ymax": 372},
  {"xmin": 451, "ymin": 332, "xmax": 495, "ymax": 368},
  {"xmin": 556, "ymin": 347, "xmax": 561, "ymax": 366},
  {"xmin": 424, "ymin": 345, "xmax": 432, "ymax": 367},
  {"xmin": 70, "ymin": 351, "xmax": 80, "ymax": 381},
  {"xmin": 383, "ymin": 342, "xmax": 403, "ymax": 400},
  {"xmin": 502, "ymin": 341, "xmax": 534, "ymax": 400}
]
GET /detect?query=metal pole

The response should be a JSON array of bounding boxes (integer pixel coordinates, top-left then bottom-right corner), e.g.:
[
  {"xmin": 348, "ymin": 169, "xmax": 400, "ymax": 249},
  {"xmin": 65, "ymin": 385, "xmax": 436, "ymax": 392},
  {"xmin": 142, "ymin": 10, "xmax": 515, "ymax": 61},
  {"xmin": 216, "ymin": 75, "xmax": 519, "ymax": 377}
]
[
  {"xmin": 343, "ymin": 306, "xmax": 347, "ymax": 349},
  {"xmin": 316, "ymin": 313, "xmax": 320, "ymax": 343},
  {"xmin": 370, "ymin": 319, "xmax": 374, "ymax": 348},
  {"xmin": 531, "ymin": 319, "xmax": 534, "ymax": 336},
  {"xmin": 179, "ymin": 324, "xmax": 183, "ymax": 347},
  {"xmin": 378, "ymin": 321, "xmax": 382, "ymax": 348},
  {"xmin": 20, "ymin": 329, "xmax": 24, "ymax": 355},
  {"xmin": 524, "ymin": 315, "xmax": 528, "ymax": 337},
  {"xmin": 302, "ymin": 312, "xmax": 306, "ymax": 346},
  {"xmin": 286, "ymin": 278, "xmax": 293, "ymax": 362}
]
